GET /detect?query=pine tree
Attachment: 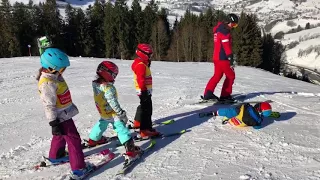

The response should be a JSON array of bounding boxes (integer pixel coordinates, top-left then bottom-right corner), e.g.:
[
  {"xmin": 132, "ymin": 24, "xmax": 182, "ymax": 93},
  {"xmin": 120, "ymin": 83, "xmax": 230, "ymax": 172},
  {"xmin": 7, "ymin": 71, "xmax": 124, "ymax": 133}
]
[
  {"xmin": 64, "ymin": 4, "xmax": 77, "ymax": 56},
  {"xmin": 131, "ymin": 0, "xmax": 144, "ymax": 48},
  {"xmin": 247, "ymin": 14, "xmax": 262, "ymax": 67},
  {"xmin": 204, "ymin": 8, "xmax": 214, "ymax": 62},
  {"xmin": 104, "ymin": 1, "xmax": 118, "ymax": 58},
  {"xmin": 31, "ymin": 3, "xmax": 45, "ymax": 42},
  {"xmin": 272, "ymin": 40, "xmax": 285, "ymax": 74},
  {"xmin": 87, "ymin": 0, "xmax": 105, "ymax": 57},
  {"xmin": 114, "ymin": 0, "xmax": 131, "ymax": 59},
  {"xmin": 233, "ymin": 12, "xmax": 262, "ymax": 67},
  {"xmin": 179, "ymin": 10, "xmax": 198, "ymax": 61},
  {"xmin": 142, "ymin": 0, "xmax": 158, "ymax": 43},
  {"xmin": 260, "ymin": 33, "xmax": 285, "ymax": 74},
  {"xmin": 151, "ymin": 8, "xmax": 170, "ymax": 61},
  {"xmin": 0, "ymin": 0, "xmax": 20, "ymax": 57},
  {"xmin": 195, "ymin": 13, "xmax": 207, "ymax": 62},
  {"xmin": 77, "ymin": 9, "xmax": 91, "ymax": 56},
  {"xmin": 12, "ymin": 2, "xmax": 35, "ymax": 56},
  {"xmin": 305, "ymin": 22, "xmax": 310, "ymax": 29},
  {"xmin": 167, "ymin": 17, "xmax": 181, "ymax": 62},
  {"xmin": 42, "ymin": 0, "xmax": 64, "ymax": 49},
  {"xmin": 74, "ymin": 8, "xmax": 90, "ymax": 56}
]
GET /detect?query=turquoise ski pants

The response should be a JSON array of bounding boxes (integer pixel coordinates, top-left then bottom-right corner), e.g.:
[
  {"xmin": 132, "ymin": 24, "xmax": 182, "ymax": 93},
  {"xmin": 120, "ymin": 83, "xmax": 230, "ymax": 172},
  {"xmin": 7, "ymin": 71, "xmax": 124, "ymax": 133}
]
[{"xmin": 89, "ymin": 117, "xmax": 131, "ymax": 144}]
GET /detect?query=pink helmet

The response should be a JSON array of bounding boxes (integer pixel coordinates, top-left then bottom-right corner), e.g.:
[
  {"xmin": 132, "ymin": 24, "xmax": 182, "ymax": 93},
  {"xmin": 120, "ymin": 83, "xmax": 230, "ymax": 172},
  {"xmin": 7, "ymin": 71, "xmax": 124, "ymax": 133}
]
[
  {"xmin": 136, "ymin": 43, "xmax": 153, "ymax": 63},
  {"xmin": 96, "ymin": 61, "xmax": 118, "ymax": 82}
]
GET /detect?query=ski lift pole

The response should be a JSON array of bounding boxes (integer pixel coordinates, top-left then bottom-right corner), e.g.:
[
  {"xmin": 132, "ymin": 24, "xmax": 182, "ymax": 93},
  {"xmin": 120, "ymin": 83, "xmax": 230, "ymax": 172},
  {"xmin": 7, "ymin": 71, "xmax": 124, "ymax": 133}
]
[{"xmin": 28, "ymin": 44, "xmax": 31, "ymax": 56}]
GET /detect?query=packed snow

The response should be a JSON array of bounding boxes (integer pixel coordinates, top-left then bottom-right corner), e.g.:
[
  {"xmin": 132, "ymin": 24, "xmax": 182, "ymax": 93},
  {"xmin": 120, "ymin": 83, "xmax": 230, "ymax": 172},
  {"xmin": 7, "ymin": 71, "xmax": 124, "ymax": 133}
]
[{"xmin": 1, "ymin": 57, "xmax": 320, "ymax": 180}]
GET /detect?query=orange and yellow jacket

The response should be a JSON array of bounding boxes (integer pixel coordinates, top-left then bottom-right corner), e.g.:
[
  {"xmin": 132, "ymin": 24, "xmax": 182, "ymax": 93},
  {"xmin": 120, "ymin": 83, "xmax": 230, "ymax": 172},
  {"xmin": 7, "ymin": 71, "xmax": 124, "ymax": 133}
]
[{"xmin": 131, "ymin": 58, "xmax": 152, "ymax": 96}]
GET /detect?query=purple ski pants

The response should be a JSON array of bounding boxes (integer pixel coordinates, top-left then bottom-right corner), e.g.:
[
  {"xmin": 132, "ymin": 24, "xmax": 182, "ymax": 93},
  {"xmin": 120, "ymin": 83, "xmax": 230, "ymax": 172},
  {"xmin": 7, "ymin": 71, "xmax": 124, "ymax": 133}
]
[{"xmin": 49, "ymin": 119, "xmax": 85, "ymax": 171}]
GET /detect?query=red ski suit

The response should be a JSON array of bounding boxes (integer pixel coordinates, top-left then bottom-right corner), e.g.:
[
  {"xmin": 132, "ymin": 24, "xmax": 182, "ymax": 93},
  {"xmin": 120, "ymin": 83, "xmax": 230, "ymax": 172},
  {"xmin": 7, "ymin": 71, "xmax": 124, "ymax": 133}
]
[{"xmin": 204, "ymin": 22, "xmax": 235, "ymax": 97}]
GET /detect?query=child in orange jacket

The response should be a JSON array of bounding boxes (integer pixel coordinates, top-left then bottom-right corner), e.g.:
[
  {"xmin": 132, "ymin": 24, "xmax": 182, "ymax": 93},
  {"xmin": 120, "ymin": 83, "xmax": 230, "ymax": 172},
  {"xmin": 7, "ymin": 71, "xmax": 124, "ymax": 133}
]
[{"xmin": 130, "ymin": 43, "xmax": 161, "ymax": 139}]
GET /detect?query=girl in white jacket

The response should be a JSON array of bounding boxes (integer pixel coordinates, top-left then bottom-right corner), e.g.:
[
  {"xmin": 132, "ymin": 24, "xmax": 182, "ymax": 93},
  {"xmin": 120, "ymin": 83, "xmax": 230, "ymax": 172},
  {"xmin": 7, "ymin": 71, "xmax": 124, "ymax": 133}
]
[{"xmin": 37, "ymin": 48, "xmax": 91, "ymax": 179}]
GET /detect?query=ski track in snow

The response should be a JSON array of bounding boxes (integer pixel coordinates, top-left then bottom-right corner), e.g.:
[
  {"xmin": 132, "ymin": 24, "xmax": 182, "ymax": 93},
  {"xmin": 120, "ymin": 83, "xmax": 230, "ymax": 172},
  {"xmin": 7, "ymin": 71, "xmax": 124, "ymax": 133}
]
[{"xmin": 1, "ymin": 57, "xmax": 320, "ymax": 179}]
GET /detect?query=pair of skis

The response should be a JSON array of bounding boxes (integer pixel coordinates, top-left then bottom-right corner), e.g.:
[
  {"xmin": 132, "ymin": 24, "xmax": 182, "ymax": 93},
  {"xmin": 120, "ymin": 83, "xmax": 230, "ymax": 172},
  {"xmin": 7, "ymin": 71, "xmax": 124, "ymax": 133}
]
[
  {"xmin": 33, "ymin": 119, "xmax": 186, "ymax": 178},
  {"xmin": 115, "ymin": 139, "xmax": 156, "ymax": 176},
  {"xmin": 32, "ymin": 140, "xmax": 158, "ymax": 179},
  {"xmin": 33, "ymin": 148, "xmax": 114, "ymax": 171},
  {"xmin": 116, "ymin": 128, "xmax": 188, "ymax": 176},
  {"xmin": 198, "ymin": 94, "xmax": 276, "ymax": 105},
  {"xmin": 69, "ymin": 149, "xmax": 115, "ymax": 180},
  {"xmin": 81, "ymin": 119, "xmax": 177, "ymax": 149}
]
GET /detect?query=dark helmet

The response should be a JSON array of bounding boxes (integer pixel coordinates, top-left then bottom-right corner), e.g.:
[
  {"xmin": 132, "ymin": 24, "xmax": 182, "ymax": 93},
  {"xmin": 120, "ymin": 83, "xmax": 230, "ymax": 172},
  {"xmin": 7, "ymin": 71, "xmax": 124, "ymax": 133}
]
[{"xmin": 226, "ymin": 13, "xmax": 239, "ymax": 24}]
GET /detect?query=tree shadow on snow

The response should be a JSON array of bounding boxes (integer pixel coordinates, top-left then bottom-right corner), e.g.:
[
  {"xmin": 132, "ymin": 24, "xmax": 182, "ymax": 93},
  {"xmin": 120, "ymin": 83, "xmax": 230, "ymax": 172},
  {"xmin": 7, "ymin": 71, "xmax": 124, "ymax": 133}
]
[{"xmin": 258, "ymin": 111, "xmax": 297, "ymax": 129}]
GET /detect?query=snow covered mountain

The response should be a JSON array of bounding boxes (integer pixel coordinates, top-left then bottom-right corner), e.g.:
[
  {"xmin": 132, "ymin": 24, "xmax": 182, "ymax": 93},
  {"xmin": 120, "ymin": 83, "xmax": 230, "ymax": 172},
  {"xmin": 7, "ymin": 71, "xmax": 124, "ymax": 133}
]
[{"xmin": 1, "ymin": 57, "xmax": 320, "ymax": 180}]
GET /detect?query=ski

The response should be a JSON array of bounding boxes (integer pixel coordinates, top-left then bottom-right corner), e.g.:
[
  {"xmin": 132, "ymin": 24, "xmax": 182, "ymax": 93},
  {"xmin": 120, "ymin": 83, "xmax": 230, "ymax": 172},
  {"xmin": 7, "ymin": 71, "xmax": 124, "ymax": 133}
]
[
  {"xmin": 115, "ymin": 140, "xmax": 156, "ymax": 176},
  {"xmin": 196, "ymin": 99, "xmax": 273, "ymax": 107},
  {"xmin": 34, "ymin": 147, "xmax": 113, "ymax": 170},
  {"xmin": 197, "ymin": 94, "xmax": 247, "ymax": 105},
  {"xmin": 199, "ymin": 111, "xmax": 280, "ymax": 118},
  {"xmin": 213, "ymin": 99, "xmax": 273, "ymax": 105},
  {"xmin": 128, "ymin": 119, "xmax": 175, "ymax": 129},
  {"xmin": 69, "ymin": 149, "xmax": 115, "ymax": 180},
  {"xmin": 81, "ymin": 136, "xmax": 119, "ymax": 149},
  {"xmin": 133, "ymin": 129, "xmax": 188, "ymax": 142}
]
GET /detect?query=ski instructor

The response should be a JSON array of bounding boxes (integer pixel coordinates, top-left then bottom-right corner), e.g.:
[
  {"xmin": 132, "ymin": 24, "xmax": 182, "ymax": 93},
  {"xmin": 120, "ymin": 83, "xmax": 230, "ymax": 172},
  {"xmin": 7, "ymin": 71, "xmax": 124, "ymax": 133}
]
[{"xmin": 202, "ymin": 13, "xmax": 239, "ymax": 102}]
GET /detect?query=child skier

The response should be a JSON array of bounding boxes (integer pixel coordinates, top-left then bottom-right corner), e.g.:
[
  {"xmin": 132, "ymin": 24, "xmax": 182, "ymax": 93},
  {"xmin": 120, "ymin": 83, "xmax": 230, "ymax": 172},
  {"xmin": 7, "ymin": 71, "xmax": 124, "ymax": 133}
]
[
  {"xmin": 87, "ymin": 61, "xmax": 142, "ymax": 163},
  {"xmin": 213, "ymin": 102, "xmax": 272, "ymax": 127},
  {"xmin": 130, "ymin": 43, "xmax": 161, "ymax": 139},
  {"xmin": 37, "ymin": 48, "xmax": 92, "ymax": 179}
]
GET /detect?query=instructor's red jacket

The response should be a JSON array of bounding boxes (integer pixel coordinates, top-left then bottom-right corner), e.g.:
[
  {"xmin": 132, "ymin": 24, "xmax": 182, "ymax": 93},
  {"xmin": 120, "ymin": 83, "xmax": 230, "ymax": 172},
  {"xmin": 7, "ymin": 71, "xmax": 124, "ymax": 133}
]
[{"xmin": 213, "ymin": 22, "xmax": 233, "ymax": 62}]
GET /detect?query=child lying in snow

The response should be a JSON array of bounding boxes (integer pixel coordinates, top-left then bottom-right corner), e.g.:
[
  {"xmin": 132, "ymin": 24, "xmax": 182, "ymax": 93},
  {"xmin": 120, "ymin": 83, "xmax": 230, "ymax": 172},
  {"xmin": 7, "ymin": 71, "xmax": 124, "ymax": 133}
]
[{"xmin": 212, "ymin": 102, "xmax": 276, "ymax": 127}]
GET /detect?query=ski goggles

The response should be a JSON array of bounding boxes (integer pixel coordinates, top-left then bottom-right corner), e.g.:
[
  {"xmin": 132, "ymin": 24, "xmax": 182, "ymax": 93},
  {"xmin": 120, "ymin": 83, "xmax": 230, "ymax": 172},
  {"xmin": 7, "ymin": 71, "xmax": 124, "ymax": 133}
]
[
  {"xmin": 231, "ymin": 22, "xmax": 238, "ymax": 28},
  {"xmin": 98, "ymin": 64, "xmax": 117, "ymax": 79},
  {"xmin": 58, "ymin": 67, "xmax": 66, "ymax": 74},
  {"xmin": 138, "ymin": 48, "xmax": 153, "ymax": 58},
  {"xmin": 47, "ymin": 67, "xmax": 66, "ymax": 74}
]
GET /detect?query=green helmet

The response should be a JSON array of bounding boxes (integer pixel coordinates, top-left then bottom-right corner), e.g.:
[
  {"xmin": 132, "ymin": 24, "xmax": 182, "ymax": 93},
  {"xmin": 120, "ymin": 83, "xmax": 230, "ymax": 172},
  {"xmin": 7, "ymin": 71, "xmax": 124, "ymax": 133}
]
[{"xmin": 37, "ymin": 36, "xmax": 52, "ymax": 55}]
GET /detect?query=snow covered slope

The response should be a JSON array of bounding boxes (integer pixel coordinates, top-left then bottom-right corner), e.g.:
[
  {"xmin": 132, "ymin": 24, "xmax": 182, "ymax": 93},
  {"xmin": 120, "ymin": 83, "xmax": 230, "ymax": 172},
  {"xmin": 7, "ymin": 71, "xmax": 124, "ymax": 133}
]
[{"xmin": 1, "ymin": 57, "xmax": 320, "ymax": 180}]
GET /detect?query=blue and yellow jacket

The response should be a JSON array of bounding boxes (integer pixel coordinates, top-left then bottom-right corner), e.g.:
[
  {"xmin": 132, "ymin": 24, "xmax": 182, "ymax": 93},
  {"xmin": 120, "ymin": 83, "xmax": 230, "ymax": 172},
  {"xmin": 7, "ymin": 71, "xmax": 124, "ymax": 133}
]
[
  {"xmin": 92, "ymin": 81, "xmax": 123, "ymax": 120},
  {"xmin": 217, "ymin": 103, "xmax": 262, "ymax": 127}
]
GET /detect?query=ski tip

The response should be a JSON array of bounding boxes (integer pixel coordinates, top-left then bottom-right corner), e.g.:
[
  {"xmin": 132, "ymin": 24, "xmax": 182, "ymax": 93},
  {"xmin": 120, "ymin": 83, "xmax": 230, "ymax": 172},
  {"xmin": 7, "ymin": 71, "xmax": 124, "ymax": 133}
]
[
  {"xmin": 150, "ymin": 139, "xmax": 156, "ymax": 145},
  {"xmin": 181, "ymin": 129, "xmax": 191, "ymax": 134}
]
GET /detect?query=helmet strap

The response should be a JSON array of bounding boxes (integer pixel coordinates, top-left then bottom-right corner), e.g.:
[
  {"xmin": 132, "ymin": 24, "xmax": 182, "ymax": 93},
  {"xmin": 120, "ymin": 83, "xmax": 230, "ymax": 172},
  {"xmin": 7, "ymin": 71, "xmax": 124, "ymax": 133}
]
[{"xmin": 46, "ymin": 67, "xmax": 65, "ymax": 74}]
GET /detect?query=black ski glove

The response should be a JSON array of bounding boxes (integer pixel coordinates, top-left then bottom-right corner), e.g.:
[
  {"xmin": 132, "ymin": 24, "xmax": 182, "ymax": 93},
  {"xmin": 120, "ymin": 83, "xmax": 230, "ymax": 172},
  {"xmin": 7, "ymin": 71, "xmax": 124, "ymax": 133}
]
[
  {"xmin": 227, "ymin": 54, "xmax": 236, "ymax": 67},
  {"xmin": 49, "ymin": 119, "xmax": 64, "ymax": 136}
]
